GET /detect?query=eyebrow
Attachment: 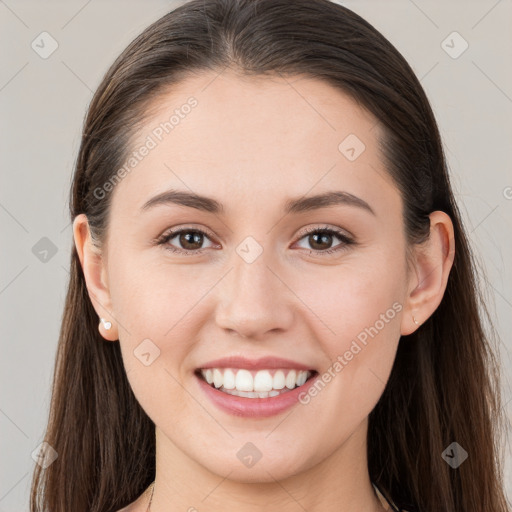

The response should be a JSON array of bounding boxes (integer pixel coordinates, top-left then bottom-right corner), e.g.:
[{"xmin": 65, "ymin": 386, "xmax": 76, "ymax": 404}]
[{"xmin": 140, "ymin": 189, "xmax": 375, "ymax": 216}]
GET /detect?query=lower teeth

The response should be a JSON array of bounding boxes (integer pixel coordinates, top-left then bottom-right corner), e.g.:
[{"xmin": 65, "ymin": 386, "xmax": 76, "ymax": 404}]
[{"xmin": 215, "ymin": 387, "xmax": 294, "ymax": 398}]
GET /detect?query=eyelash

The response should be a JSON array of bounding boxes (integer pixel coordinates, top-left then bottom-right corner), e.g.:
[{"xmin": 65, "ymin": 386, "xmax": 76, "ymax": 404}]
[{"xmin": 155, "ymin": 224, "xmax": 355, "ymax": 257}]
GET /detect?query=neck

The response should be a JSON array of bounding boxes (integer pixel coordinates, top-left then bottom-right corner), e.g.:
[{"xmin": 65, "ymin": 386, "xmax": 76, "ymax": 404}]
[{"xmin": 149, "ymin": 419, "xmax": 385, "ymax": 512}]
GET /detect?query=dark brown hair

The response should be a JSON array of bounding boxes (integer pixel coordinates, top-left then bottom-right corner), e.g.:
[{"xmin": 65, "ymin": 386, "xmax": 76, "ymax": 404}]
[{"xmin": 30, "ymin": 1, "xmax": 511, "ymax": 511}]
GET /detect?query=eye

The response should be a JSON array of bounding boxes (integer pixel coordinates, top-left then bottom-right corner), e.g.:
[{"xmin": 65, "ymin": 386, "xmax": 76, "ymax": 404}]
[
  {"xmin": 293, "ymin": 225, "xmax": 355, "ymax": 256},
  {"xmin": 155, "ymin": 224, "xmax": 355, "ymax": 256},
  {"xmin": 155, "ymin": 226, "xmax": 217, "ymax": 255}
]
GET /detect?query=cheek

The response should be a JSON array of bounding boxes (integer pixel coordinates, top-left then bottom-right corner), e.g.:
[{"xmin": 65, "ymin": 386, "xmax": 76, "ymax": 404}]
[
  {"xmin": 293, "ymin": 250, "xmax": 406, "ymax": 404},
  {"xmin": 106, "ymin": 247, "xmax": 223, "ymax": 412},
  {"xmin": 297, "ymin": 251, "xmax": 405, "ymax": 346},
  {"xmin": 106, "ymin": 248, "xmax": 200, "ymax": 396},
  {"xmin": 107, "ymin": 244, "xmax": 202, "ymax": 337},
  {"xmin": 109, "ymin": 253, "xmax": 197, "ymax": 424}
]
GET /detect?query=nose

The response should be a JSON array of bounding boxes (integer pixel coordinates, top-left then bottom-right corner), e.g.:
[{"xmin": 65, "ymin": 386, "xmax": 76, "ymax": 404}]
[{"xmin": 214, "ymin": 248, "xmax": 295, "ymax": 340}]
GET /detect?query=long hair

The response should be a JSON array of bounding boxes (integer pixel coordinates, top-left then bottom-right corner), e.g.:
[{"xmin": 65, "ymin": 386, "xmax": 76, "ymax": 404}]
[{"xmin": 30, "ymin": 1, "xmax": 511, "ymax": 510}]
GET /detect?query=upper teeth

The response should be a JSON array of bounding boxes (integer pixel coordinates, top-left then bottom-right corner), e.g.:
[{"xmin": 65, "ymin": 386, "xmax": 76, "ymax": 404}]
[{"xmin": 200, "ymin": 368, "xmax": 312, "ymax": 392}]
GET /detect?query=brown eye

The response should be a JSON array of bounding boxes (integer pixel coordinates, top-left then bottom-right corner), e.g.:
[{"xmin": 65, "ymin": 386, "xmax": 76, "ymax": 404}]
[
  {"xmin": 157, "ymin": 225, "xmax": 354, "ymax": 257},
  {"xmin": 295, "ymin": 227, "xmax": 354, "ymax": 255},
  {"xmin": 157, "ymin": 227, "xmax": 215, "ymax": 255},
  {"xmin": 307, "ymin": 231, "xmax": 336, "ymax": 251},
  {"xmin": 177, "ymin": 231, "xmax": 205, "ymax": 250}
]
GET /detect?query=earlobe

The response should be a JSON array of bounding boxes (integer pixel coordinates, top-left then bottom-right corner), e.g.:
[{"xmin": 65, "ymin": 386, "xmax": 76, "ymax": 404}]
[
  {"xmin": 400, "ymin": 211, "xmax": 455, "ymax": 336},
  {"xmin": 72, "ymin": 214, "xmax": 118, "ymax": 341}
]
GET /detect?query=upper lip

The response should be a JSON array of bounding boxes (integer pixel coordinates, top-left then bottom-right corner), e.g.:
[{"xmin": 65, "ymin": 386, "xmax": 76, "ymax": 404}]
[{"xmin": 197, "ymin": 356, "xmax": 316, "ymax": 371}]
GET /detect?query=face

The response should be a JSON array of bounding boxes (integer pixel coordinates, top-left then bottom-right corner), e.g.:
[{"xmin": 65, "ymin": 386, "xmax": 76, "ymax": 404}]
[{"xmin": 90, "ymin": 70, "xmax": 414, "ymax": 482}]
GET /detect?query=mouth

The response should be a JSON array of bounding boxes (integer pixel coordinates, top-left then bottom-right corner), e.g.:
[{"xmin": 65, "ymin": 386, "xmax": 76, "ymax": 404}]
[{"xmin": 194, "ymin": 367, "xmax": 319, "ymax": 399}]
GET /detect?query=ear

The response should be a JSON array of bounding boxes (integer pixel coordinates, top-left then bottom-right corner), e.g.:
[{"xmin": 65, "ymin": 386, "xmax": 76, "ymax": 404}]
[
  {"xmin": 73, "ymin": 214, "xmax": 118, "ymax": 341},
  {"xmin": 401, "ymin": 211, "xmax": 455, "ymax": 335}
]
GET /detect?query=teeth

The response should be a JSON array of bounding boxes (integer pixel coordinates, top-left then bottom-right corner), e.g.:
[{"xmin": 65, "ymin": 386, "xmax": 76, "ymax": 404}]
[
  {"xmin": 235, "ymin": 369, "xmax": 253, "ymax": 391},
  {"xmin": 223, "ymin": 369, "xmax": 236, "ymax": 389},
  {"xmin": 213, "ymin": 369, "xmax": 223, "ymax": 388},
  {"xmin": 285, "ymin": 370, "xmax": 297, "ymax": 389},
  {"xmin": 204, "ymin": 369, "xmax": 213, "ymax": 385},
  {"xmin": 273, "ymin": 370, "xmax": 286, "ymax": 389},
  {"xmin": 199, "ymin": 367, "xmax": 313, "ymax": 393},
  {"xmin": 297, "ymin": 371, "xmax": 308, "ymax": 386},
  {"xmin": 253, "ymin": 370, "xmax": 273, "ymax": 392},
  {"xmin": 222, "ymin": 388, "xmax": 283, "ymax": 398}
]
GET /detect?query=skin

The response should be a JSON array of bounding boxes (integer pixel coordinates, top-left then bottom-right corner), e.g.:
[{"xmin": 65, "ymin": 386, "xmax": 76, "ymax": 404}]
[{"xmin": 73, "ymin": 70, "xmax": 455, "ymax": 512}]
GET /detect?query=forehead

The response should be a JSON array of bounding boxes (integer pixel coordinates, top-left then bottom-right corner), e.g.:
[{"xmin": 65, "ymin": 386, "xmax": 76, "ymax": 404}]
[{"xmin": 111, "ymin": 69, "xmax": 399, "ymax": 218}]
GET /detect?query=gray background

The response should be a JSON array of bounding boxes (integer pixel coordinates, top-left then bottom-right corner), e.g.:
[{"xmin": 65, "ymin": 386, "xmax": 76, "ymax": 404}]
[{"xmin": 1, "ymin": 0, "xmax": 511, "ymax": 509}]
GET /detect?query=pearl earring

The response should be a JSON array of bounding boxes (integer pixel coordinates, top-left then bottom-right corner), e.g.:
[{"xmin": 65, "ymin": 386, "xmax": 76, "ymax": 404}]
[
  {"xmin": 413, "ymin": 315, "xmax": 419, "ymax": 325},
  {"xmin": 100, "ymin": 318, "xmax": 112, "ymax": 330}
]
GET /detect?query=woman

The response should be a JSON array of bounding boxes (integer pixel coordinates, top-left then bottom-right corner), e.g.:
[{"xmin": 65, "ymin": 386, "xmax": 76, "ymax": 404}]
[{"xmin": 30, "ymin": 0, "xmax": 511, "ymax": 511}]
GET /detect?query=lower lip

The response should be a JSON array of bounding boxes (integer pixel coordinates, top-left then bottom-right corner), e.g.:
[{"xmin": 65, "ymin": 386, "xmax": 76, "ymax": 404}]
[{"xmin": 195, "ymin": 372, "xmax": 319, "ymax": 418}]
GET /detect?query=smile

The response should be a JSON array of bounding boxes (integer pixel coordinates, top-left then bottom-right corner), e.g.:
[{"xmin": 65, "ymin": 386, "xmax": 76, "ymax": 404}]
[
  {"xmin": 197, "ymin": 368, "xmax": 316, "ymax": 398},
  {"xmin": 194, "ymin": 366, "xmax": 320, "ymax": 417}
]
